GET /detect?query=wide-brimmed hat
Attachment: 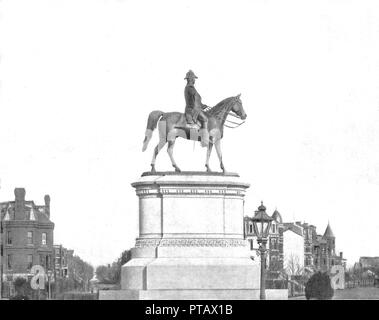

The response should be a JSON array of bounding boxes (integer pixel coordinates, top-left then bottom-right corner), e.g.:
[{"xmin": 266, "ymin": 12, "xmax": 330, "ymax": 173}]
[{"xmin": 184, "ymin": 70, "xmax": 198, "ymax": 80}]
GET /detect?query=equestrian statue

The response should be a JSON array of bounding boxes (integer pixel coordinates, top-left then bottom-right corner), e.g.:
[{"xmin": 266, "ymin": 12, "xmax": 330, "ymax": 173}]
[{"xmin": 142, "ymin": 70, "xmax": 247, "ymax": 173}]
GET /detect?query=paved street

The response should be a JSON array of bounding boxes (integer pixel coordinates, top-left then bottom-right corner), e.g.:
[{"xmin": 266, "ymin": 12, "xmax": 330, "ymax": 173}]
[{"xmin": 289, "ymin": 287, "xmax": 379, "ymax": 300}]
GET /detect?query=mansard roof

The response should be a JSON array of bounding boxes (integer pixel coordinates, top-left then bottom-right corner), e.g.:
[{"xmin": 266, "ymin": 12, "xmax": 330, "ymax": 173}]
[
  {"xmin": 283, "ymin": 223, "xmax": 303, "ymax": 236},
  {"xmin": 0, "ymin": 201, "xmax": 52, "ymax": 223}
]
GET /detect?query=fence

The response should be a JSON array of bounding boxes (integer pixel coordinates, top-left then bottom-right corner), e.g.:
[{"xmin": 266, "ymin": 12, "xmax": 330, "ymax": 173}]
[
  {"xmin": 266, "ymin": 279, "xmax": 287, "ymax": 290},
  {"xmin": 55, "ymin": 291, "xmax": 98, "ymax": 300},
  {"xmin": 345, "ymin": 279, "xmax": 375, "ymax": 289},
  {"xmin": 266, "ymin": 277, "xmax": 306, "ymax": 297}
]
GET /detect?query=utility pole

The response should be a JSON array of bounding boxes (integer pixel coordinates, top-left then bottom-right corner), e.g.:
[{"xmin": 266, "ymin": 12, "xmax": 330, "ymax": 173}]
[
  {"xmin": 0, "ymin": 180, "xmax": 3, "ymax": 300},
  {"xmin": 0, "ymin": 206, "xmax": 2, "ymax": 300}
]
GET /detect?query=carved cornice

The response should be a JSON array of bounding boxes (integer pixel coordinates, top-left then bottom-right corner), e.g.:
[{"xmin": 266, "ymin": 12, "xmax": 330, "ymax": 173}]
[
  {"xmin": 141, "ymin": 171, "xmax": 240, "ymax": 177},
  {"xmin": 135, "ymin": 187, "xmax": 245, "ymax": 197},
  {"xmin": 135, "ymin": 238, "xmax": 247, "ymax": 248}
]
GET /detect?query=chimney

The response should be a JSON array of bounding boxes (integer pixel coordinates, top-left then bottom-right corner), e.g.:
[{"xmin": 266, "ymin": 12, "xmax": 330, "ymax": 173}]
[
  {"xmin": 44, "ymin": 194, "xmax": 51, "ymax": 217},
  {"xmin": 340, "ymin": 252, "xmax": 343, "ymax": 259},
  {"xmin": 14, "ymin": 188, "xmax": 26, "ymax": 220}
]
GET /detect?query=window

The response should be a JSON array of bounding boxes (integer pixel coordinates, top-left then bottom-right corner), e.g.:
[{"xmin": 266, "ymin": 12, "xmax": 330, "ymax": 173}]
[
  {"xmin": 7, "ymin": 254, "xmax": 12, "ymax": 270},
  {"xmin": 249, "ymin": 239, "xmax": 254, "ymax": 250},
  {"xmin": 272, "ymin": 224, "xmax": 276, "ymax": 233},
  {"xmin": 40, "ymin": 254, "xmax": 45, "ymax": 268},
  {"xmin": 27, "ymin": 231, "xmax": 33, "ymax": 245},
  {"xmin": 42, "ymin": 233, "xmax": 47, "ymax": 245},
  {"xmin": 7, "ymin": 231, "xmax": 12, "ymax": 245},
  {"xmin": 27, "ymin": 255, "xmax": 33, "ymax": 270},
  {"xmin": 249, "ymin": 223, "xmax": 253, "ymax": 234},
  {"xmin": 271, "ymin": 238, "xmax": 278, "ymax": 250},
  {"xmin": 46, "ymin": 255, "xmax": 50, "ymax": 269}
]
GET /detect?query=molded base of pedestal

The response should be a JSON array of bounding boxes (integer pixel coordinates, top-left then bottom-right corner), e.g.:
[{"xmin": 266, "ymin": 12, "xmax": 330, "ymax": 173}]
[
  {"xmin": 99, "ymin": 289, "xmax": 288, "ymax": 300},
  {"xmin": 99, "ymin": 289, "xmax": 261, "ymax": 300},
  {"xmin": 120, "ymin": 257, "xmax": 260, "ymax": 291}
]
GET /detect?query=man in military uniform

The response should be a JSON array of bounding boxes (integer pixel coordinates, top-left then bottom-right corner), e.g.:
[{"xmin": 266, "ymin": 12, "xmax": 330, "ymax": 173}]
[{"xmin": 184, "ymin": 70, "xmax": 209, "ymax": 147}]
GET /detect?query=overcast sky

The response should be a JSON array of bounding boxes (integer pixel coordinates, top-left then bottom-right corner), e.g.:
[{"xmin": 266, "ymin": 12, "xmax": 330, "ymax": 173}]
[{"xmin": 1, "ymin": 0, "xmax": 379, "ymax": 268}]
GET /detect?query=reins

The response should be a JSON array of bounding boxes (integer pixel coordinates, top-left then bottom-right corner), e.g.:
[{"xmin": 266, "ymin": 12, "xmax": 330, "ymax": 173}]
[{"xmin": 224, "ymin": 112, "xmax": 245, "ymax": 129}]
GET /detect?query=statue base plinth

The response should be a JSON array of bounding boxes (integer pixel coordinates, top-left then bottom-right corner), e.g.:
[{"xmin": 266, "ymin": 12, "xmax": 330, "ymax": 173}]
[{"xmin": 100, "ymin": 172, "xmax": 266, "ymax": 300}]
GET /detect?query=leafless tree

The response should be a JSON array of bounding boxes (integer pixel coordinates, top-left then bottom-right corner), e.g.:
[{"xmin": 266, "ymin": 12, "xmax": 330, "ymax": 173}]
[{"xmin": 285, "ymin": 254, "xmax": 304, "ymax": 276}]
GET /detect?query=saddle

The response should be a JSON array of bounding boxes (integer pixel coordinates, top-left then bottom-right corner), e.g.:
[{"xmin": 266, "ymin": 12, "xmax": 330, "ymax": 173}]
[{"xmin": 174, "ymin": 114, "xmax": 201, "ymax": 130}]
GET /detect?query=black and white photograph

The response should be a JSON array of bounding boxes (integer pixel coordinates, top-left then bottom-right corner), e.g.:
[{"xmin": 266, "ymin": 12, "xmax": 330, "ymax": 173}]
[{"xmin": 1, "ymin": 0, "xmax": 379, "ymax": 307}]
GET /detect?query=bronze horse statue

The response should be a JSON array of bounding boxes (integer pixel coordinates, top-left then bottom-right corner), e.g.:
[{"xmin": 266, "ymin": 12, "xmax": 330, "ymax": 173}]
[{"xmin": 142, "ymin": 94, "xmax": 247, "ymax": 173}]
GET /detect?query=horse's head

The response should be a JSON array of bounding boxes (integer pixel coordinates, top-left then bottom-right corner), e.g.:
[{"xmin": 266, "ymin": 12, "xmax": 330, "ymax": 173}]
[{"xmin": 231, "ymin": 94, "xmax": 247, "ymax": 120}]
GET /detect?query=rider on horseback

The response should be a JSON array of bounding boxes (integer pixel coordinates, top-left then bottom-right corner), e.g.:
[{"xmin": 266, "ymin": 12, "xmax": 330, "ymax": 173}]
[{"xmin": 184, "ymin": 70, "xmax": 210, "ymax": 147}]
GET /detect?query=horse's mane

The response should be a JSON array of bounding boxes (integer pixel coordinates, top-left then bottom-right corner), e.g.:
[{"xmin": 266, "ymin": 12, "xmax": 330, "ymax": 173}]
[{"xmin": 205, "ymin": 97, "xmax": 235, "ymax": 118}]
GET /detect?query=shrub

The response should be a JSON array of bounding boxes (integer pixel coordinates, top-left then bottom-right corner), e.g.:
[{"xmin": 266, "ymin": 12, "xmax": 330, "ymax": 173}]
[
  {"xmin": 12, "ymin": 277, "xmax": 31, "ymax": 300},
  {"xmin": 305, "ymin": 272, "xmax": 334, "ymax": 300}
]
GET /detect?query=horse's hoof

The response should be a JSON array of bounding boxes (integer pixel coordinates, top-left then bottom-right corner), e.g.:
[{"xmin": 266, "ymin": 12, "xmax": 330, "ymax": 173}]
[
  {"xmin": 205, "ymin": 165, "xmax": 212, "ymax": 173},
  {"xmin": 173, "ymin": 165, "xmax": 181, "ymax": 173},
  {"xmin": 151, "ymin": 165, "xmax": 156, "ymax": 173}
]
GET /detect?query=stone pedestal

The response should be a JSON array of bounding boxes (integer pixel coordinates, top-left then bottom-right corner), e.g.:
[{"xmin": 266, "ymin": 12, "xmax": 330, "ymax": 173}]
[{"xmin": 100, "ymin": 172, "xmax": 261, "ymax": 300}]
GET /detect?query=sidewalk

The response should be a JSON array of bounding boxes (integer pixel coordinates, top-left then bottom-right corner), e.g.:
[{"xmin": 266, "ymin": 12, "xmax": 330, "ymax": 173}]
[{"xmin": 289, "ymin": 287, "xmax": 379, "ymax": 300}]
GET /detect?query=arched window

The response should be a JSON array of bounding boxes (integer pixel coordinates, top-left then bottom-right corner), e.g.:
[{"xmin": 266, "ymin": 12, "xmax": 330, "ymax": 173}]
[{"xmin": 249, "ymin": 223, "xmax": 253, "ymax": 234}]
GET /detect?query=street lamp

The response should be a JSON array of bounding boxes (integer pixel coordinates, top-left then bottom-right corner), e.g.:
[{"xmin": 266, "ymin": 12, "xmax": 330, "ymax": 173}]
[
  {"xmin": 0, "ymin": 209, "xmax": 2, "ymax": 300},
  {"xmin": 252, "ymin": 201, "xmax": 273, "ymax": 300}
]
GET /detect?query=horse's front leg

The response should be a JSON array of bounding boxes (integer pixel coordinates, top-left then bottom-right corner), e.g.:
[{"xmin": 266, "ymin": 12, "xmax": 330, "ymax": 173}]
[
  {"xmin": 205, "ymin": 142, "xmax": 213, "ymax": 172},
  {"xmin": 215, "ymin": 140, "xmax": 226, "ymax": 173},
  {"xmin": 167, "ymin": 139, "xmax": 181, "ymax": 172}
]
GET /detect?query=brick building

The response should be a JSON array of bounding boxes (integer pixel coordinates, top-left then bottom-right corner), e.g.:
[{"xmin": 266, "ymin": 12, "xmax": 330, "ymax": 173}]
[
  {"xmin": 244, "ymin": 208, "xmax": 284, "ymax": 273},
  {"xmin": 54, "ymin": 244, "xmax": 74, "ymax": 279},
  {"xmin": 268, "ymin": 210, "xmax": 284, "ymax": 273},
  {"xmin": 0, "ymin": 188, "xmax": 54, "ymax": 297},
  {"xmin": 244, "ymin": 205, "xmax": 346, "ymax": 276},
  {"xmin": 358, "ymin": 257, "xmax": 379, "ymax": 269},
  {"xmin": 312, "ymin": 223, "xmax": 346, "ymax": 272}
]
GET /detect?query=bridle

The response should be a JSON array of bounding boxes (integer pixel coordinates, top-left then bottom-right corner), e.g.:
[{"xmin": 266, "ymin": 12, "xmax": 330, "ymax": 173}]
[{"xmin": 224, "ymin": 102, "xmax": 246, "ymax": 128}]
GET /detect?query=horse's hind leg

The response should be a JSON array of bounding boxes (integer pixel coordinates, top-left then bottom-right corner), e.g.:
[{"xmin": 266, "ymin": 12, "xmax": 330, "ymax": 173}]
[
  {"xmin": 205, "ymin": 142, "xmax": 213, "ymax": 172},
  {"xmin": 167, "ymin": 139, "xmax": 181, "ymax": 172},
  {"xmin": 215, "ymin": 140, "xmax": 226, "ymax": 173},
  {"xmin": 151, "ymin": 139, "xmax": 166, "ymax": 172}
]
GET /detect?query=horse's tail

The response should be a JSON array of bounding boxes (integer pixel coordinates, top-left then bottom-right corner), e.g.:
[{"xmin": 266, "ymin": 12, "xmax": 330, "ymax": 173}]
[{"xmin": 142, "ymin": 110, "xmax": 164, "ymax": 152}]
